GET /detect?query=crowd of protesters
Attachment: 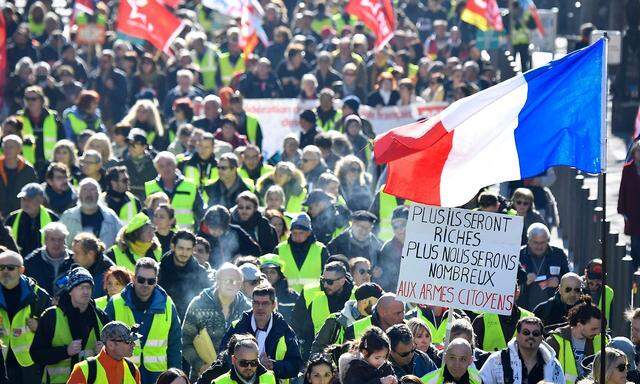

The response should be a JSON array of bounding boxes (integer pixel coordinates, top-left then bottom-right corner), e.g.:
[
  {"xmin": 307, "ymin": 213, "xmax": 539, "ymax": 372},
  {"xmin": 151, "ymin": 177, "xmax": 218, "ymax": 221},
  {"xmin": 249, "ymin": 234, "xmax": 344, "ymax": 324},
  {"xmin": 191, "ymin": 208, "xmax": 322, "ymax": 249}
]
[{"xmin": 0, "ymin": 0, "xmax": 637, "ymax": 383}]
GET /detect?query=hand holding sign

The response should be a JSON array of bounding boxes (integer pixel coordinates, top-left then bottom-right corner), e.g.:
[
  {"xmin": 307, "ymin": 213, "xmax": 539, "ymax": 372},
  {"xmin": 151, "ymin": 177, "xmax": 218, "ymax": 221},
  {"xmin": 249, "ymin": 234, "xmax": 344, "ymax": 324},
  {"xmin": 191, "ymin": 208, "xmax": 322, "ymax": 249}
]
[{"xmin": 396, "ymin": 204, "xmax": 524, "ymax": 315}]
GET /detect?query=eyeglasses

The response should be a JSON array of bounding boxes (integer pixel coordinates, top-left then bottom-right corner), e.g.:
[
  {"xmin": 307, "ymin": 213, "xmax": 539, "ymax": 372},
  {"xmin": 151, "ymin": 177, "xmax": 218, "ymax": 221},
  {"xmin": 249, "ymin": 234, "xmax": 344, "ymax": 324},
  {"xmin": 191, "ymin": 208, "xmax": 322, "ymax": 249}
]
[
  {"xmin": 519, "ymin": 329, "xmax": 542, "ymax": 337},
  {"xmin": 136, "ymin": 276, "xmax": 157, "ymax": 285},
  {"xmin": 515, "ymin": 200, "xmax": 531, "ymax": 206},
  {"xmin": 564, "ymin": 287, "xmax": 582, "ymax": 293},
  {"xmin": 0, "ymin": 265, "xmax": 19, "ymax": 272},
  {"xmin": 111, "ymin": 339, "xmax": 135, "ymax": 345},
  {"xmin": 616, "ymin": 363, "xmax": 628, "ymax": 372},
  {"xmin": 396, "ymin": 348, "xmax": 415, "ymax": 358},
  {"xmin": 220, "ymin": 278, "xmax": 241, "ymax": 286},
  {"xmin": 357, "ymin": 268, "xmax": 372, "ymax": 275},
  {"xmin": 321, "ymin": 276, "xmax": 343, "ymax": 286},
  {"xmin": 238, "ymin": 359, "xmax": 259, "ymax": 368}
]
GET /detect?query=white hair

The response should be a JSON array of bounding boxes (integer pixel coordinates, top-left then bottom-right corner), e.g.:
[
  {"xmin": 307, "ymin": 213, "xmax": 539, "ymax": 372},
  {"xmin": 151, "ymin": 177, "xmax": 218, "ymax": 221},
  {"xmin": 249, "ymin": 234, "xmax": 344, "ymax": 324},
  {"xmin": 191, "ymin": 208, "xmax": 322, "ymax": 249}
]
[
  {"xmin": 301, "ymin": 145, "xmax": 322, "ymax": 159},
  {"xmin": 78, "ymin": 177, "xmax": 102, "ymax": 194},
  {"xmin": 301, "ymin": 73, "xmax": 318, "ymax": 88},
  {"xmin": 527, "ymin": 222, "xmax": 550, "ymax": 240},
  {"xmin": 217, "ymin": 262, "xmax": 243, "ymax": 283},
  {"xmin": 154, "ymin": 151, "xmax": 177, "ymax": 167},
  {"xmin": 176, "ymin": 69, "xmax": 194, "ymax": 81},
  {"xmin": 203, "ymin": 94, "xmax": 221, "ymax": 106},
  {"xmin": 42, "ymin": 221, "xmax": 69, "ymax": 238},
  {"xmin": 2, "ymin": 135, "xmax": 23, "ymax": 146}
]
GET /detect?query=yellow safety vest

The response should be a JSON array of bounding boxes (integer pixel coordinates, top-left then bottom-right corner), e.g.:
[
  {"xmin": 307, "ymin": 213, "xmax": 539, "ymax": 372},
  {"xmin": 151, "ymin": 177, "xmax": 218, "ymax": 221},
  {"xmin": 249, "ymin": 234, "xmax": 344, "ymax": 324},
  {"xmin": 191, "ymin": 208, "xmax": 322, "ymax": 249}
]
[
  {"xmin": 238, "ymin": 164, "xmax": 274, "ymax": 184},
  {"xmin": 112, "ymin": 293, "xmax": 173, "ymax": 372},
  {"xmin": 110, "ymin": 245, "xmax": 163, "ymax": 272},
  {"xmin": 331, "ymin": 14, "xmax": 357, "ymax": 33},
  {"xmin": 144, "ymin": 179, "xmax": 197, "ymax": 230},
  {"xmin": 28, "ymin": 18, "xmax": 45, "ymax": 37},
  {"xmin": 182, "ymin": 160, "xmax": 219, "ymax": 188},
  {"xmin": 65, "ymin": 111, "xmax": 100, "ymax": 135},
  {"xmin": 310, "ymin": 290, "xmax": 356, "ymax": 335},
  {"xmin": 377, "ymin": 186, "xmax": 399, "ymax": 242},
  {"xmin": 193, "ymin": 47, "xmax": 219, "ymax": 91},
  {"xmin": 94, "ymin": 296, "xmax": 108, "ymax": 311},
  {"xmin": 277, "ymin": 241, "xmax": 324, "ymax": 293},
  {"xmin": 317, "ymin": 109, "xmax": 342, "ymax": 132},
  {"xmin": 598, "ymin": 285, "xmax": 614, "ymax": 322},
  {"xmin": 410, "ymin": 308, "xmax": 449, "ymax": 345},
  {"xmin": 214, "ymin": 370, "xmax": 277, "ymax": 384},
  {"xmin": 352, "ymin": 315, "xmax": 372, "ymax": 339},
  {"xmin": 553, "ymin": 333, "xmax": 604, "ymax": 384},
  {"xmin": 285, "ymin": 188, "xmax": 306, "ymax": 214},
  {"xmin": 218, "ymin": 52, "xmax": 245, "ymax": 87},
  {"xmin": 11, "ymin": 206, "xmax": 54, "ymax": 251},
  {"xmin": 45, "ymin": 307, "xmax": 102, "ymax": 384},
  {"xmin": 0, "ymin": 286, "xmax": 41, "ymax": 367},
  {"xmin": 245, "ymin": 114, "xmax": 260, "ymax": 145},
  {"xmin": 76, "ymin": 355, "xmax": 138, "ymax": 384},
  {"xmin": 101, "ymin": 191, "xmax": 139, "ymax": 225},
  {"xmin": 19, "ymin": 110, "xmax": 58, "ymax": 164},
  {"xmin": 421, "ymin": 367, "xmax": 482, "ymax": 384},
  {"xmin": 480, "ymin": 308, "xmax": 534, "ymax": 351}
]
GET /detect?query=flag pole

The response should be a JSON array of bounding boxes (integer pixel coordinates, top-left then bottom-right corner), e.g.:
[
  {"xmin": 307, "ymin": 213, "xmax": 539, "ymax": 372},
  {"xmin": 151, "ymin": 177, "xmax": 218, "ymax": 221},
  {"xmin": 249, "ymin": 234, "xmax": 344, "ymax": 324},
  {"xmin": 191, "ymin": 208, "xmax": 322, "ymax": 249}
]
[{"xmin": 600, "ymin": 32, "xmax": 609, "ymax": 384}]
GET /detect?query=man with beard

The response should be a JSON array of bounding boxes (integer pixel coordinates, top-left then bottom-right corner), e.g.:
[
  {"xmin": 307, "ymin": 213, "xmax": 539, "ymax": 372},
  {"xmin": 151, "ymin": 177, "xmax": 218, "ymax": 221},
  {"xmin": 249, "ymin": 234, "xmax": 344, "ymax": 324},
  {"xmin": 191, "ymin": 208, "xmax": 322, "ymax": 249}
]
[
  {"xmin": 102, "ymin": 166, "xmax": 142, "ymax": 226},
  {"xmin": 310, "ymin": 282, "xmax": 383, "ymax": 354},
  {"xmin": 533, "ymin": 272, "xmax": 583, "ymax": 330},
  {"xmin": 60, "ymin": 178, "xmax": 122, "ymax": 249},
  {"xmin": 480, "ymin": 317, "xmax": 565, "ymax": 384},
  {"xmin": 213, "ymin": 338, "xmax": 277, "ymax": 384}
]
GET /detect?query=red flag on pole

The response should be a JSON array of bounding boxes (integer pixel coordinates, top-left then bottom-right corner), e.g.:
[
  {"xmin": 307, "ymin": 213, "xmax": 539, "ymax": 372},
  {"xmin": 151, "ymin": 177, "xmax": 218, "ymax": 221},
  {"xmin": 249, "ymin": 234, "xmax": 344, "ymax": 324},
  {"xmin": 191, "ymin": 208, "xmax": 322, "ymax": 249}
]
[
  {"xmin": 0, "ymin": 12, "xmax": 6, "ymax": 112},
  {"xmin": 116, "ymin": 0, "xmax": 184, "ymax": 53},
  {"xmin": 345, "ymin": 0, "xmax": 396, "ymax": 49},
  {"xmin": 461, "ymin": 0, "xmax": 503, "ymax": 31},
  {"xmin": 239, "ymin": 0, "xmax": 268, "ymax": 56}
]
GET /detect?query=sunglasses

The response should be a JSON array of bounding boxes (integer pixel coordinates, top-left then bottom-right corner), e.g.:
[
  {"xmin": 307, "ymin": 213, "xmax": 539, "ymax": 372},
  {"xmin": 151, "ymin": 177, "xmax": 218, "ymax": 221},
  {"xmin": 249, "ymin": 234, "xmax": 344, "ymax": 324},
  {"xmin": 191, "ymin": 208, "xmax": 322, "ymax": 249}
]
[
  {"xmin": 564, "ymin": 287, "xmax": 582, "ymax": 293},
  {"xmin": 136, "ymin": 276, "xmax": 157, "ymax": 285},
  {"xmin": 357, "ymin": 268, "xmax": 372, "ymax": 275},
  {"xmin": 397, "ymin": 348, "xmax": 415, "ymax": 358},
  {"xmin": 515, "ymin": 200, "xmax": 531, "ymax": 206},
  {"xmin": 520, "ymin": 329, "xmax": 542, "ymax": 337},
  {"xmin": 321, "ymin": 277, "xmax": 343, "ymax": 286},
  {"xmin": 617, "ymin": 363, "xmax": 628, "ymax": 372},
  {"xmin": 0, "ymin": 265, "xmax": 19, "ymax": 272},
  {"xmin": 238, "ymin": 359, "xmax": 259, "ymax": 368}
]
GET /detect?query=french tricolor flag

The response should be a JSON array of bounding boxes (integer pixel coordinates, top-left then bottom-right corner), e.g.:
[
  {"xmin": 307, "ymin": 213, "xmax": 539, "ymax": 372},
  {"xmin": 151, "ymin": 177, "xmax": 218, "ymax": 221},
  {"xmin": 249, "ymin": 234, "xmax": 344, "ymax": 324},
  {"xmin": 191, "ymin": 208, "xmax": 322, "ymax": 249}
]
[{"xmin": 374, "ymin": 38, "xmax": 606, "ymax": 207}]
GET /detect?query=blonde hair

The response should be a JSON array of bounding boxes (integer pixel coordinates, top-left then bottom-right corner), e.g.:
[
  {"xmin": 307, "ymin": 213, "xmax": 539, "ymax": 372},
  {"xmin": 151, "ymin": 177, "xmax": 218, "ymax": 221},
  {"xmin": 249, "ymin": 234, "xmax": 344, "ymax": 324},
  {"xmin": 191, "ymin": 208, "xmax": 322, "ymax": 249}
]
[
  {"xmin": 407, "ymin": 317, "xmax": 432, "ymax": 339},
  {"xmin": 84, "ymin": 133, "xmax": 113, "ymax": 166},
  {"xmin": 511, "ymin": 187, "xmax": 535, "ymax": 206},
  {"xmin": 592, "ymin": 348, "xmax": 627, "ymax": 384},
  {"xmin": 335, "ymin": 155, "xmax": 367, "ymax": 186},
  {"xmin": 121, "ymin": 99, "xmax": 165, "ymax": 137}
]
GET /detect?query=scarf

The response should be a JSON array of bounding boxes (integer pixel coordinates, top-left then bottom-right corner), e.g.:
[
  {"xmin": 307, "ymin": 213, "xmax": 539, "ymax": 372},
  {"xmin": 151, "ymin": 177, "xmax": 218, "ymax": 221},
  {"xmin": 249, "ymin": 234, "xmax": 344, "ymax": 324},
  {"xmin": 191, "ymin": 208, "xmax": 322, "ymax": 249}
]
[{"xmin": 129, "ymin": 241, "xmax": 152, "ymax": 257}]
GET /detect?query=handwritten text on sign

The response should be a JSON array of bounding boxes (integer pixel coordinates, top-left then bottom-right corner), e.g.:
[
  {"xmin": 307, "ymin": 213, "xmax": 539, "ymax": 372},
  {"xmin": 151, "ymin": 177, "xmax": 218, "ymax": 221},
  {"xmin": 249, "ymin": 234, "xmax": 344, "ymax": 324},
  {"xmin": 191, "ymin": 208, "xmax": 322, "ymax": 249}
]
[{"xmin": 396, "ymin": 204, "xmax": 524, "ymax": 315}]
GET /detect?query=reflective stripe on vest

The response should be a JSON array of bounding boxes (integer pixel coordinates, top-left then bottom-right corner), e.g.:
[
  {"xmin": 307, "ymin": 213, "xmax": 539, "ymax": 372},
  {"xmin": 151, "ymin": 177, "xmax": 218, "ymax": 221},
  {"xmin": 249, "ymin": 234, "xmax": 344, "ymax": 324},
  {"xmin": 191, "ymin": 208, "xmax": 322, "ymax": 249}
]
[
  {"xmin": 421, "ymin": 367, "xmax": 482, "ymax": 384},
  {"xmin": 183, "ymin": 162, "xmax": 219, "ymax": 188},
  {"xmin": 238, "ymin": 164, "xmax": 273, "ymax": 183},
  {"xmin": 193, "ymin": 48, "xmax": 218, "ymax": 90},
  {"xmin": 111, "ymin": 245, "xmax": 163, "ymax": 272},
  {"xmin": 310, "ymin": 293, "xmax": 331, "ymax": 335},
  {"xmin": 11, "ymin": 206, "xmax": 53, "ymax": 251},
  {"xmin": 377, "ymin": 186, "xmax": 398, "ymax": 242},
  {"xmin": 46, "ymin": 308, "xmax": 102, "ymax": 384},
  {"xmin": 246, "ymin": 114, "xmax": 259, "ymax": 145},
  {"xmin": 553, "ymin": 333, "xmax": 603, "ymax": 384},
  {"xmin": 352, "ymin": 316, "xmax": 372, "ymax": 339},
  {"xmin": 214, "ymin": 370, "xmax": 277, "ymax": 384},
  {"xmin": 218, "ymin": 52, "xmax": 245, "ymax": 86},
  {"xmin": 77, "ymin": 356, "xmax": 138, "ymax": 384},
  {"xmin": 277, "ymin": 241, "xmax": 323, "ymax": 293},
  {"xmin": 112, "ymin": 293, "xmax": 173, "ymax": 372},
  {"xmin": 144, "ymin": 179, "xmax": 197, "ymax": 230},
  {"xmin": 95, "ymin": 296, "xmax": 108, "ymax": 311},
  {"xmin": 0, "ymin": 287, "xmax": 40, "ymax": 367},
  {"xmin": 480, "ymin": 308, "xmax": 534, "ymax": 351},
  {"xmin": 19, "ymin": 110, "xmax": 58, "ymax": 160}
]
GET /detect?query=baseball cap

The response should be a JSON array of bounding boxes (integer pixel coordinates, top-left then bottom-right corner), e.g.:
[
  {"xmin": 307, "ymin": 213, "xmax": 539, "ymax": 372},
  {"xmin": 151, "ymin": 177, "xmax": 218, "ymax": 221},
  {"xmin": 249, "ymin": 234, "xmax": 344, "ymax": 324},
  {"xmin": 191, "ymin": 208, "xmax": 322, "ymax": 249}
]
[
  {"xmin": 127, "ymin": 128, "xmax": 148, "ymax": 145},
  {"xmin": 240, "ymin": 264, "xmax": 265, "ymax": 282},
  {"xmin": 17, "ymin": 183, "xmax": 45, "ymax": 199},
  {"xmin": 259, "ymin": 254, "xmax": 285, "ymax": 269},
  {"xmin": 351, "ymin": 210, "xmax": 377, "ymax": 223},
  {"xmin": 101, "ymin": 321, "xmax": 142, "ymax": 344},
  {"xmin": 291, "ymin": 213, "xmax": 312, "ymax": 232},
  {"xmin": 125, "ymin": 212, "xmax": 151, "ymax": 235},
  {"xmin": 586, "ymin": 259, "xmax": 603, "ymax": 280}
]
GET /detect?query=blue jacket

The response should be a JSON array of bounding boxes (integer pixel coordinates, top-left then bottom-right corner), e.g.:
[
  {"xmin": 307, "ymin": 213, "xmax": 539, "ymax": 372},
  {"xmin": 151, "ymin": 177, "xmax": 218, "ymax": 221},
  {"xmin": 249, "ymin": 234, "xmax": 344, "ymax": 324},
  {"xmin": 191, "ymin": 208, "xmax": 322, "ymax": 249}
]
[
  {"xmin": 220, "ymin": 310, "xmax": 302, "ymax": 380},
  {"xmin": 105, "ymin": 284, "xmax": 182, "ymax": 383}
]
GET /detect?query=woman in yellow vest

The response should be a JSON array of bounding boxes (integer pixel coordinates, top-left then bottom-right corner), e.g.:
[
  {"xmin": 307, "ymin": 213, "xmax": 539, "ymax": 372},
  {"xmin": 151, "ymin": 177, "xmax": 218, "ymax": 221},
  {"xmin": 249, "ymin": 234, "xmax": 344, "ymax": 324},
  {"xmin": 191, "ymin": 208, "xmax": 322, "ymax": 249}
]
[
  {"xmin": 30, "ymin": 267, "xmax": 109, "ymax": 384},
  {"xmin": 62, "ymin": 90, "xmax": 103, "ymax": 142},
  {"xmin": 95, "ymin": 266, "xmax": 134, "ymax": 311},
  {"xmin": 104, "ymin": 213, "xmax": 163, "ymax": 273},
  {"xmin": 257, "ymin": 162, "xmax": 307, "ymax": 214},
  {"xmin": 120, "ymin": 99, "xmax": 170, "ymax": 151}
]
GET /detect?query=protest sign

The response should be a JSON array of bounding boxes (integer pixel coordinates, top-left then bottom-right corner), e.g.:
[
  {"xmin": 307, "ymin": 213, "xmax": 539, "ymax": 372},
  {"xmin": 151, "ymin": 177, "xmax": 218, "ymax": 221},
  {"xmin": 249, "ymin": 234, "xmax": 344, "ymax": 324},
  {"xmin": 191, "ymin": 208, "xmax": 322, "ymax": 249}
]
[
  {"xmin": 243, "ymin": 99, "xmax": 448, "ymax": 158},
  {"xmin": 396, "ymin": 204, "xmax": 523, "ymax": 315}
]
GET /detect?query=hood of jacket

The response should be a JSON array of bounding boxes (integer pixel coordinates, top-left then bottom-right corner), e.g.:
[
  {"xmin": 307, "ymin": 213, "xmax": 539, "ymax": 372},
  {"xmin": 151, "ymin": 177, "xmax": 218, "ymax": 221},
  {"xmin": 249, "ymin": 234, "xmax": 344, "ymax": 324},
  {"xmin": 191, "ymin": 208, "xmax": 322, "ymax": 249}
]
[
  {"xmin": 505, "ymin": 339, "xmax": 563, "ymax": 384},
  {"xmin": 0, "ymin": 275, "xmax": 40, "ymax": 310},
  {"xmin": 340, "ymin": 299, "xmax": 361, "ymax": 325},
  {"xmin": 121, "ymin": 282, "xmax": 170, "ymax": 314}
]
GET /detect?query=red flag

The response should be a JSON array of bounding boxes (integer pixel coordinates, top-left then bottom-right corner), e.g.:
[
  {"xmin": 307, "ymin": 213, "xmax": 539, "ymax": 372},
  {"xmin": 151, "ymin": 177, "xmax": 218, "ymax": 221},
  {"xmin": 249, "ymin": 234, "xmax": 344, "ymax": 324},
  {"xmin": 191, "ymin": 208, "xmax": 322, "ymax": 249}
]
[
  {"xmin": 0, "ymin": 12, "xmax": 6, "ymax": 112},
  {"xmin": 239, "ymin": 0, "xmax": 268, "ymax": 55},
  {"xmin": 116, "ymin": 0, "xmax": 184, "ymax": 53},
  {"xmin": 461, "ymin": 0, "xmax": 503, "ymax": 31},
  {"xmin": 346, "ymin": 0, "xmax": 396, "ymax": 49},
  {"xmin": 158, "ymin": 0, "xmax": 182, "ymax": 8}
]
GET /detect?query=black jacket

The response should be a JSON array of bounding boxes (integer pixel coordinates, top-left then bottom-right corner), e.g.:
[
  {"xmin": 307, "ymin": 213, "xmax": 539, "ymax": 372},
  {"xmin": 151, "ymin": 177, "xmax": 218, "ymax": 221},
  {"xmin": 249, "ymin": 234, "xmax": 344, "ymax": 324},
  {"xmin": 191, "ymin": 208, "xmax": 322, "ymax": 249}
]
[
  {"xmin": 30, "ymin": 293, "xmax": 109, "ymax": 369},
  {"xmin": 230, "ymin": 209, "xmax": 279, "ymax": 254},
  {"xmin": 158, "ymin": 253, "xmax": 211, "ymax": 319},
  {"xmin": 23, "ymin": 248, "xmax": 73, "ymax": 297},
  {"xmin": 61, "ymin": 254, "xmax": 115, "ymax": 298},
  {"xmin": 311, "ymin": 205, "xmax": 351, "ymax": 245},
  {"xmin": 299, "ymin": 127, "xmax": 321, "ymax": 149},
  {"xmin": 272, "ymin": 278, "xmax": 299, "ymax": 323},
  {"xmin": 533, "ymin": 292, "xmax": 575, "ymax": 331},
  {"xmin": 343, "ymin": 356, "xmax": 395, "ymax": 384},
  {"xmin": 327, "ymin": 230, "xmax": 383, "ymax": 261},
  {"xmin": 198, "ymin": 224, "xmax": 261, "ymax": 268},
  {"xmin": 204, "ymin": 177, "xmax": 252, "ymax": 210},
  {"xmin": 237, "ymin": 72, "xmax": 283, "ymax": 99},
  {"xmin": 220, "ymin": 311, "xmax": 302, "ymax": 380},
  {"xmin": 5, "ymin": 208, "xmax": 59, "ymax": 256}
]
